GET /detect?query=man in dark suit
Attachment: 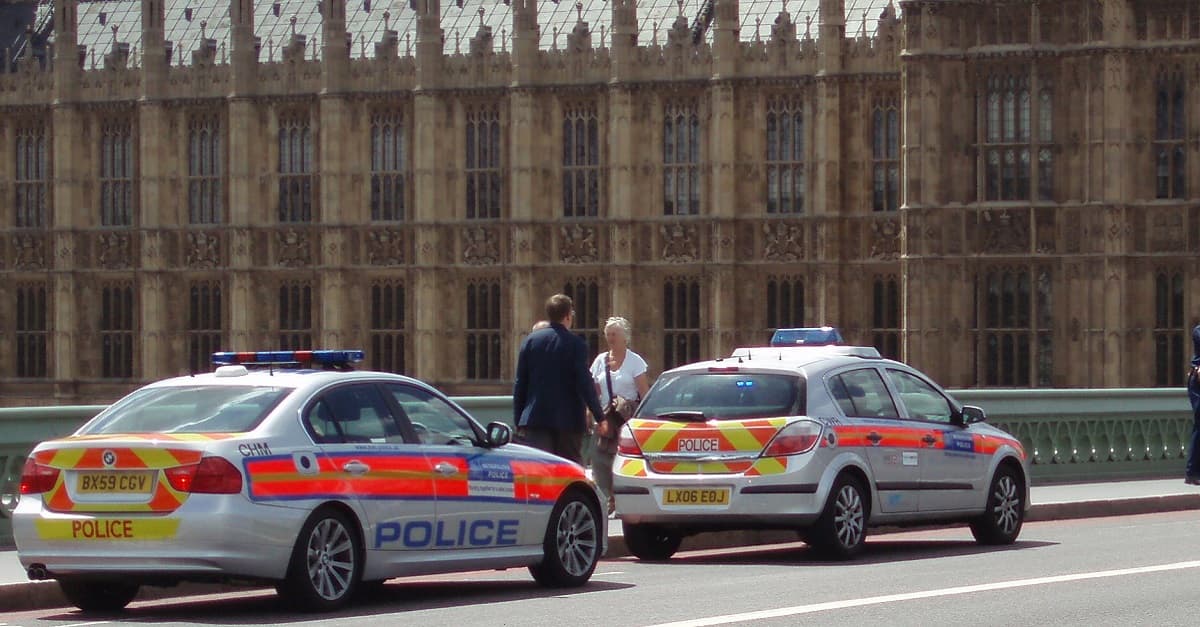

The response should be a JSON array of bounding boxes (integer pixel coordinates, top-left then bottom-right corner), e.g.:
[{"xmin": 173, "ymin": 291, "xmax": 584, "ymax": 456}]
[
  {"xmin": 513, "ymin": 294, "xmax": 605, "ymax": 464},
  {"xmin": 1187, "ymin": 324, "xmax": 1200, "ymax": 485}
]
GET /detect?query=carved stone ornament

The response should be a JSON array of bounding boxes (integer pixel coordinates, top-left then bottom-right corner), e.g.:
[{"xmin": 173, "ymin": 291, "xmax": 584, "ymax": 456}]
[
  {"xmin": 763, "ymin": 221, "xmax": 804, "ymax": 262},
  {"xmin": 981, "ymin": 209, "xmax": 1029, "ymax": 254},
  {"xmin": 660, "ymin": 222, "xmax": 699, "ymax": 263},
  {"xmin": 1150, "ymin": 210, "xmax": 1185, "ymax": 252},
  {"xmin": 559, "ymin": 223, "xmax": 598, "ymax": 264},
  {"xmin": 97, "ymin": 231, "xmax": 132, "ymax": 269},
  {"xmin": 276, "ymin": 228, "xmax": 312, "ymax": 267},
  {"xmin": 12, "ymin": 233, "xmax": 46, "ymax": 270},
  {"xmin": 462, "ymin": 226, "xmax": 499, "ymax": 265},
  {"xmin": 186, "ymin": 231, "xmax": 221, "ymax": 269},
  {"xmin": 870, "ymin": 218, "xmax": 901, "ymax": 260},
  {"xmin": 367, "ymin": 228, "xmax": 405, "ymax": 266}
]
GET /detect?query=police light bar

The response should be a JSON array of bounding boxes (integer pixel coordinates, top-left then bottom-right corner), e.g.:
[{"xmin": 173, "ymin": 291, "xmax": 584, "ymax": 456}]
[{"xmin": 211, "ymin": 350, "xmax": 366, "ymax": 366}]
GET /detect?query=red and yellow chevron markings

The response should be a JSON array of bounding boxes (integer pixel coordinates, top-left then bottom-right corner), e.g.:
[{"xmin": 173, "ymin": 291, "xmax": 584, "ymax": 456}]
[
  {"xmin": 33, "ymin": 446, "xmax": 204, "ymax": 513},
  {"xmin": 629, "ymin": 417, "xmax": 791, "ymax": 455}
]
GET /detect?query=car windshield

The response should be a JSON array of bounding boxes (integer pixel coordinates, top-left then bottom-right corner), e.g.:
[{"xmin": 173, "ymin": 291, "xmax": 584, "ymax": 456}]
[
  {"xmin": 636, "ymin": 372, "xmax": 805, "ymax": 421},
  {"xmin": 80, "ymin": 385, "xmax": 292, "ymax": 435}
]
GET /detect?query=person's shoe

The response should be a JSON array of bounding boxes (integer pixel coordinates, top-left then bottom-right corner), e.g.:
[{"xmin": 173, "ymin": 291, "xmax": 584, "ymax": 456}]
[{"xmin": 1185, "ymin": 476, "xmax": 1200, "ymax": 485}]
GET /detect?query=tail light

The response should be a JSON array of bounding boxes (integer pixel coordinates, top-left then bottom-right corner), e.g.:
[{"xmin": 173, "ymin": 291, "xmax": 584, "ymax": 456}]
[
  {"xmin": 165, "ymin": 456, "xmax": 243, "ymax": 494},
  {"xmin": 19, "ymin": 458, "xmax": 61, "ymax": 495},
  {"xmin": 763, "ymin": 421, "xmax": 822, "ymax": 457},
  {"xmin": 616, "ymin": 424, "xmax": 643, "ymax": 457}
]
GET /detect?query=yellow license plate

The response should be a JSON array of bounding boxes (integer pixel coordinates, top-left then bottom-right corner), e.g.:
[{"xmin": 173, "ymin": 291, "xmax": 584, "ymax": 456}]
[
  {"xmin": 76, "ymin": 472, "xmax": 155, "ymax": 494},
  {"xmin": 662, "ymin": 487, "xmax": 730, "ymax": 506}
]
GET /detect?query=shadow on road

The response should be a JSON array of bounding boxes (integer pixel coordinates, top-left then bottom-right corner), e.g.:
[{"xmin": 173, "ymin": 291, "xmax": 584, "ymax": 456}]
[
  {"xmin": 637, "ymin": 538, "xmax": 1058, "ymax": 567},
  {"xmin": 28, "ymin": 578, "xmax": 634, "ymax": 625}
]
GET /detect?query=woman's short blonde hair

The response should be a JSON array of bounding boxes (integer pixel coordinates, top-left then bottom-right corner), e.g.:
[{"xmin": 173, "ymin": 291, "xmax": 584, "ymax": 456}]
[{"xmin": 604, "ymin": 316, "xmax": 633, "ymax": 342}]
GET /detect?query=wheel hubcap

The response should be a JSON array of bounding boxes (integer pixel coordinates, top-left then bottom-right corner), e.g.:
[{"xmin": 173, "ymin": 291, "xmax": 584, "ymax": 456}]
[
  {"xmin": 833, "ymin": 485, "xmax": 865, "ymax": 548},
  {"xmin": 306, "ymin": 518, "xmax": 355, "ymax": 601},
  {"xmin": 555, "ymin": 501, "xmax": 599, "ymax": 577},
  {"xmin": 992, "ymin": 476, "xmax": 1021, "ymax": 535}
]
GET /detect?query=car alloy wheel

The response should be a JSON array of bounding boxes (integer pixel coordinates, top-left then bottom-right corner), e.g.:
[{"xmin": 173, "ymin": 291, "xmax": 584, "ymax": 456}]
[
  {"xmin": 305, "ymin": 517, "xmax": 356, "ymax": 601},
  {"xmin": 970, "ymin": 465, "xmax": 1025, "ymax": 546},
  {"xmin": 555, "ymin": 500, "xmax": 600, "ymax": 577},
  {"xmin": 530, "ymin": 489, "xmax": 601, "ymax": 587},
  {"xmin": 832, "ymin": 483, "xmax": 865, "ymax": 549}
]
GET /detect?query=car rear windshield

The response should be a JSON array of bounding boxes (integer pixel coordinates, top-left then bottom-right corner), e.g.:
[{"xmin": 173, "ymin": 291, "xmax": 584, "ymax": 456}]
[
  {"xmin": 80, "ymin": 386, "xmax": 292, "ymax": 435},
  {"xmin": 636, "ymin": 372, "xmax": 805, "ymax": 421}
]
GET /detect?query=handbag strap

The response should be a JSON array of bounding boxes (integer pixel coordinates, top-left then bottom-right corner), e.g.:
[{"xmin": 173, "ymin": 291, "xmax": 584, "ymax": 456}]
[{"xmin": 604, "ymin": 352, "xmax": 616, "ymax": 405}]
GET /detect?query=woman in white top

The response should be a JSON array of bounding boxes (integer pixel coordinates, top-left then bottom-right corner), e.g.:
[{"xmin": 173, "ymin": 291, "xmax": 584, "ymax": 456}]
[{"xmin": 590, "ymin": 316, "xmax": 651, "ymax": 515}]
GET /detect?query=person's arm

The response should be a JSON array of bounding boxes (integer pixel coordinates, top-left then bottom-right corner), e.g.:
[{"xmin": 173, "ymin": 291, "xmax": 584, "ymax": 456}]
[
  {"xmin": 513, "ymin": 340, "xmax": 530, "ymax": 425},
  {"xmin": 578, "ymin": 341, "xmax": 605, "ymax": 424},
  {"xmin": 631, "ymin": 351, "xmax": 652, "ymax": 400}
]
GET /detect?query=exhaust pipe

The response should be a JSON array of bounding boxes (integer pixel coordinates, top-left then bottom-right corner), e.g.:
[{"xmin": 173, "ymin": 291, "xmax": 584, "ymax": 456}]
[{"xmin": 26, "ymin": 564, "xmax": 48, "ymax": 580}]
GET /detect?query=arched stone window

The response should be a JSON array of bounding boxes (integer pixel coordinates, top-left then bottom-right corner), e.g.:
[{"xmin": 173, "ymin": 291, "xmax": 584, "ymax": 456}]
[
  {"xmin": 100, "ymin": 281, "xmax": 136, "ymax": 378},
  {"xmin": 564, "ymin": 278, "xmax": 601, "ymax": 357},
  {"xmin": 663, "ymin": 277, "xmax": 701, "ymax": 369},
  {"xmin": 980, "ymin": 71, "xmax": 1053, "ymax": 203},
  {"xmin": 370, "ymin": 280, "xmax": 407, "ymax": 374},
  {"xmin": 766, "ymin": 96, "xmax": 805, "ymax": 214},
  {"xmin": 188, "ymin": 113, "xmax": 223, "ymax": 224},
  {"xmin": 871, "ymin": 95, "xmax": 900, "ymax": 212},
  {"xmin": 371, "ymin": 110, "xmax": 408, "ymax": 221},
  {"xmin": 562, "ymin": 102, "xmax": 601, "ymax": 218},
  {"xmin": 1153, "ymin": 69, "xmax": 1186, "ymax": 200},
  {"xmin": 100, "ymin": 117, "xmax": 136, "ymax": 227},
  {"xmin": 278, "ymin": 279, "xmax": 313, "ymax": 350},
  {"xmin": 15, "ymin": 282, "xmax": 49, "ymax": 378},
  {"xmin": 1153, "ymin": 270, "xmax": 1185, "ymax": 387},
  {"xmin": 766, "ymin": 276, "xmax": 805, "ymax": 332},
  {"xmin": 872, "ymin": 275, "xmax": 900, "ymax": 360},
  {"xmin": 14, "ymin": 119, "xmax": 50, "ymax": 229},
  {"xmin": 465, "ymin": 104, "xmax": 502, "ymax": 220},
  {"xmin": 188, "ymin": 280, "xmax": 223, "ymax": 374},
  {"xmin": 277, "ymin": 111, "xmax": 315, "ymax": 223},
  {"xmin": 465, "ymin": 280, "xmax": 502, "ymax": 380},
  {"xmin": 974, "ymin": 266, "xmax": 1053, "ymax": 387},
  {"xmin": 663, "ymin": 99, "xmax": 701, "ymax": 216}
]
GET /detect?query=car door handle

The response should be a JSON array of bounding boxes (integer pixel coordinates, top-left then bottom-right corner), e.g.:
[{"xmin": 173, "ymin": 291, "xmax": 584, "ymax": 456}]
[
  {"xmin": 866, "ymin": 432, "xmax": 883, "ymax": 444},
  {"xmin": 342, "ymin": 460, "xmax": 370, "ymax": 475},
  {"xmin": 922, "ymin": 434, "xmax": 937, "ymax": 446},
  {"xmin": 434, "ymin": 462, "xmax": 458, "ymax": 475}
]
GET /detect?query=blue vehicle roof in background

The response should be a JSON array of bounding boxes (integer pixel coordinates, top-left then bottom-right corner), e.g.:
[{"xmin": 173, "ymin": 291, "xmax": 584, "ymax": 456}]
[{"xmin": 769, "ymin": 327, "xmax": 844, "ymax": 347}]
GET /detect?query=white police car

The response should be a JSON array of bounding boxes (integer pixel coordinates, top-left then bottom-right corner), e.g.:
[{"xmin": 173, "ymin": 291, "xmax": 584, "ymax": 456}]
[
  {"xmin": 15, "ymin": 350, "xmax": 606, "ymax": 612},
  {"xmin": 613, "ymin": 345, "xmax": 1029, "ymax": 560}
]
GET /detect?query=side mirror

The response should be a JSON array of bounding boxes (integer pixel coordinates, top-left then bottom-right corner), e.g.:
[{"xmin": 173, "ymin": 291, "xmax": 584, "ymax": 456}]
[
  {"xmin": 486, "ymin": 421, "xmax": 512, "ymax": 448},
  {"xmin": 959, "ymin": 405, "xmax": 986, "ymax": 425}
]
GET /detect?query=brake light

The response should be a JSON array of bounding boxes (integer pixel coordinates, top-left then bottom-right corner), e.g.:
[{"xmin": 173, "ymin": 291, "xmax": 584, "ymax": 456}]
[
  {"xmin": 708, "ymin": 366, "xmax": 740, "ymax": 373},
  {"xmin": 19, "ymin": 457, "xmax": 60, "ymax": 494},
  {"xmin": 165, "ymin": 457, "xmax": 243, "ymax": 494},
  {"xmin": 616, "ymin": 424, "xmax": 643, "ymax": 457},
  {"xmin": 763, "ymin": 421, "xmax": 823, "ymax": 457}
]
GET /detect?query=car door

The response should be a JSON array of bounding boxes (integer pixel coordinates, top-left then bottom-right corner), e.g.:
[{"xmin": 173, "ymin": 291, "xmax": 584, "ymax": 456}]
[
  {"xmin": 827, "ymin": 367, "xmax": 918, "ymax": 514},
  {"xmin": 384, "ymin": 383, "xmax": 534, "ymax": 550},
  {"xmin": 885, "ymin": 368, "xmax": 989, "ymax": 512},
  {"xmin": 302, "ymin": 383, "xmax": 437, "ymax": 553}
]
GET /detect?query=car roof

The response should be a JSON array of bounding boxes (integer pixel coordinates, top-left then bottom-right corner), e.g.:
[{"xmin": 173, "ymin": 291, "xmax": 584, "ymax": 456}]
[
  {"xmin": 669, "ymin": 348, "xmax": 896, "ymax": 377},
  {"xmin": 142, "ymin": 367, "xmax": 422, "ymax": 392}
]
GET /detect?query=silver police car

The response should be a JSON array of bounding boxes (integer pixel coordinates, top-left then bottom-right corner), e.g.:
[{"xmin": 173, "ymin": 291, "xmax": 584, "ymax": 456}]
[
  {"xmin": 15, "ymin": 350, "xmax": 605, "ymax": 612},
  {"xmin": 612, "ymin": 345, "xmax": 1029, "ymax": 560}
]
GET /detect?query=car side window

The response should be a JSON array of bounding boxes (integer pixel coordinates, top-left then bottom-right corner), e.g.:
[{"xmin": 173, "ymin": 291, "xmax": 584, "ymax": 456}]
[
  {"xmin": 887, "ymin": 369, "xmax": 954, "ymax": 423},
  {"xmin": 385, "ymin": 384, "xmax": 481, "ymax": 446},
  {"xmin": 829, "ymin": 368, "xmax": 900, "ymax": 419},
  {"xmin": 304, "ymin": 384, "xmax": 403, "ymax": 444}
]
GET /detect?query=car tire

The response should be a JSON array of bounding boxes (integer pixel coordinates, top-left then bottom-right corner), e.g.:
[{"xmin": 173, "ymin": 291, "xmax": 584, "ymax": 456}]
[
  {"xmin": 623, "ymin": 523, "xmax": 683, "ymax": 561},
  {"xmin": 807, "ymin": 474, "xmax": 868, "ymax": 560},
  {"xmin": 59, "ymin": 579, "xmax": 139, "ymax": 613},
  {"xmin": 277, "ymin": 507, "xmax": 362, "ymax": 612},
  {"xmin": 970, "ymin": 465, "xmax": 1025, "ymax": 545},
  {"xmin": 529, "ymin": 489, "xmax": 602, "ymax": 587}
]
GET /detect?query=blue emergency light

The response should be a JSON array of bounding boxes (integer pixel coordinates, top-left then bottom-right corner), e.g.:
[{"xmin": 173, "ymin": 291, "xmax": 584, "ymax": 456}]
[{"xmin": 211, "ymin": 350, "xmax": 365, "ymax": 366}]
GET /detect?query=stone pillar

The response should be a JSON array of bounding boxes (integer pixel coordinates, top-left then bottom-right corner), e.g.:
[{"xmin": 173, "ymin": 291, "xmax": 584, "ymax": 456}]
[
  {"xmin": 814, "ymin": 0, "xmax": 845, "ymax": 325},
  {"xmin": 51, "ymin": 0, "xmax": 81, "ymax": 390},
  {"xmin": 410, "ymin": 92, "xmax": 445, "ymax": 381},
  {"xmin": 321, "ymin": 0, "xmax": 349, "ymax": 93},
  {"xmin": 227, "ymin": 0, "xmax": 261, "ymax": 354}
]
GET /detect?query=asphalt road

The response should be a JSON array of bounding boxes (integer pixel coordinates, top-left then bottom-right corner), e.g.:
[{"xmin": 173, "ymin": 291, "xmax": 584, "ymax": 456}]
[{"xmin": 4, "ymin": 510, "xmax": 1200, "ymax": 626}]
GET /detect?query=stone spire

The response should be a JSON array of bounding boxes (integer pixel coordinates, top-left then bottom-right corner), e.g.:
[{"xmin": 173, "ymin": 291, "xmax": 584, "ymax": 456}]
[
  {"xmin": 511, "ymin": 0, "xmax": 538, "ymax": 84},
  {"xmin": 322, "ymin": 0, "xmax": 349, "ymax": 91},
  {"xmin": 818, "ymin": 0, "xmax": 844, "ymax": 72},
  {"xmin": 712, "ymin": 0, "xmax": 739, "ymax": 78},
  {"xmin": 141, "ymin": 0, "xmax": 167, "ymax": 98},
  {"xmin": 415, "ymin": 0, "xmax": 443, "ymax": 89},
  {"xmin": 610, "ymin": 0, "xmax": 637, "ymax": 81},
  {"xmin": 53, "ymin": 0, "xmax": 81, "ymax": 98},
  {"xmin": 231, "ymin": 0, "xmax": 258, "ymax": 94}
]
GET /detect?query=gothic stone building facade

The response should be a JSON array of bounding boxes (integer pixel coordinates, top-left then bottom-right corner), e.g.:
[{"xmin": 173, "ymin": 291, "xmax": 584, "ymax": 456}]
[{"xmin": 0, "ymin": 0, "xmax": 1197, "ymax": 405}]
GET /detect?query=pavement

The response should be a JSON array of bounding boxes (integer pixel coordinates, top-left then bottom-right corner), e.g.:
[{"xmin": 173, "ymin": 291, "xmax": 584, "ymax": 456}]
[{"xmin": 2, "ymin": 478, "xmax": 1199, "ymax": 612}]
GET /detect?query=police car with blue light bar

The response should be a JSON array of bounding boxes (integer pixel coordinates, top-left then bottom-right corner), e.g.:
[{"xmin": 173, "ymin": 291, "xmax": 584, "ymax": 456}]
[
  {"xmin": 14, "ymin": 350, "xmax": 606, "ymax": 613},
  {"xmin": 612, "ymin": 344, "xmax": 1029, "ymax": 561}
]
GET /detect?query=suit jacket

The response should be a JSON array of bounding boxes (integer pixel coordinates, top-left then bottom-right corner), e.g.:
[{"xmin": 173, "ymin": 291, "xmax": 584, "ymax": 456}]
[{"xmin": 513, "ymin": 323, "xmax": 605, "ymax": 432}]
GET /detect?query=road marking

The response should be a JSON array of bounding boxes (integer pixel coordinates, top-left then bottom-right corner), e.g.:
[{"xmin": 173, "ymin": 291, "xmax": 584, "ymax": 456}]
[
  {"xmin": 646, "ymin": 560, "xmax": 1200, "ymax": 627},
  {"xmin": 61, "ymin": 622, "xmax": 111, "ymax": 627}
]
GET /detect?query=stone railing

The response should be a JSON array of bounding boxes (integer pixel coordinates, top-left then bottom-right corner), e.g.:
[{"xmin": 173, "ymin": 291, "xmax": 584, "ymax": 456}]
[{"xmin": 0, "ymin": 389, "xmax": 1192, "ymax": 547}]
